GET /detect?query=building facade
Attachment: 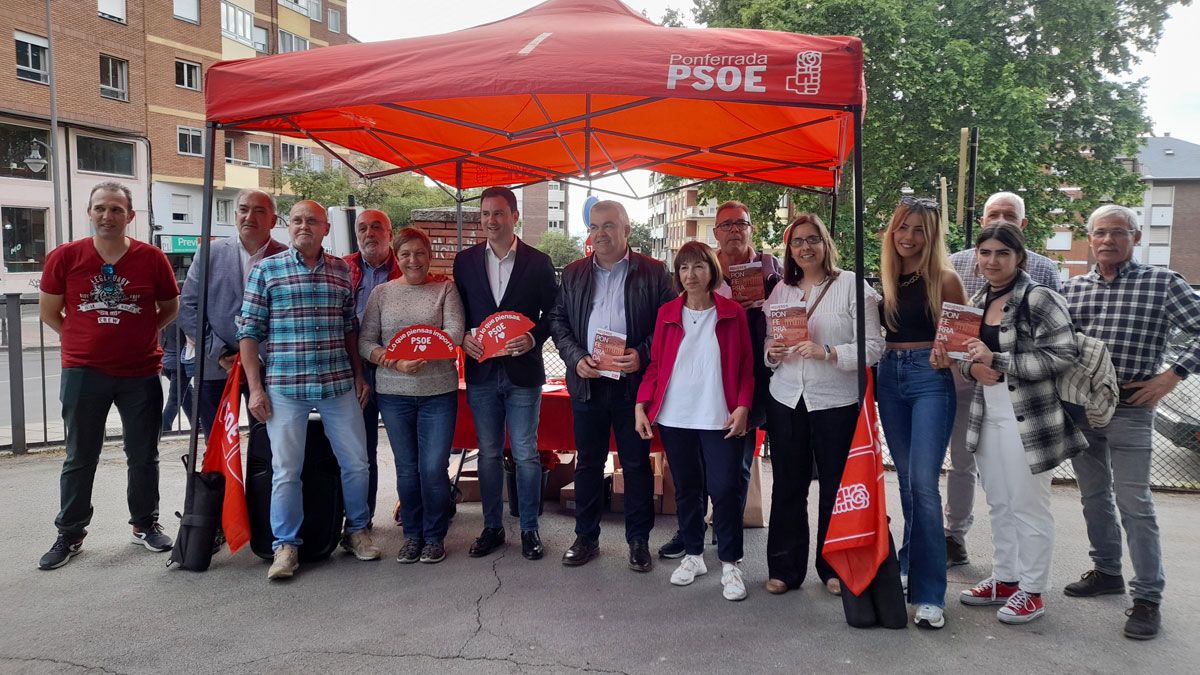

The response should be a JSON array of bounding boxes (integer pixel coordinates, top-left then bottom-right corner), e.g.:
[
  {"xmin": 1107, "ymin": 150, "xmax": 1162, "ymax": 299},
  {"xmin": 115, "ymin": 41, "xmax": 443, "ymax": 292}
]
[
  {"xmin": 515, "ymin": 179, "xmax": 567, "ymax": 247},
  {"xmin": 0, "ymin": 0, "xmax": 352, "ymax": 292}
]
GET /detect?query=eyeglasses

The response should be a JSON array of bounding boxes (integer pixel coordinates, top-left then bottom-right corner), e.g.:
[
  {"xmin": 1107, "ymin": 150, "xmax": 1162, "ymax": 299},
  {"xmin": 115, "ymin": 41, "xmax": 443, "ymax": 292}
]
[
  {"xmin": 901, "ymin": 196, "xmax": 940, "ymax": 211},
  {"xmin": 715, "ymin": 219, "xmax": 751, "ymax": 232},
  {"xmin": 1089, "ymin": 228, "xmax": 1136, "ymax": 240},
  {"xmin": 789, "ymin": 235, "xmax": 824, "ymax": 247}
]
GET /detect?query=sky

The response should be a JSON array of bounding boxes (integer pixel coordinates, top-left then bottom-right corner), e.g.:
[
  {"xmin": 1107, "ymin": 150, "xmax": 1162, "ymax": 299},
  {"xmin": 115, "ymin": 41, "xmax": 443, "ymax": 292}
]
[{"xmin": 347, "ymin": 0, "xmax": 1200, "ymax": 232}]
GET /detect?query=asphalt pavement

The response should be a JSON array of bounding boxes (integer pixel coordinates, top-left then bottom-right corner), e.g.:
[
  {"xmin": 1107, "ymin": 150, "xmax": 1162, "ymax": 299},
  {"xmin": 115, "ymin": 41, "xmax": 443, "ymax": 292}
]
[{"xmin": 1, "ymin": 437, "xmax": 1197, "ymax": 673}]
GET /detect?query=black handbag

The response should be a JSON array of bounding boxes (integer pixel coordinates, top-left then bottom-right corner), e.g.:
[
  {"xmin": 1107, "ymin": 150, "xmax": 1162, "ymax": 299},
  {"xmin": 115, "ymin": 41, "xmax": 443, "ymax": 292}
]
[{"xmin": 168, "ymin": 456, "xmax": 225, "ymax": 572}]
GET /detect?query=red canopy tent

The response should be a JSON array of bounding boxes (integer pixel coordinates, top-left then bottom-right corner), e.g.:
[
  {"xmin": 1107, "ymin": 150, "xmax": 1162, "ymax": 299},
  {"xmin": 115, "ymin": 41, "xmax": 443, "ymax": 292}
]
[{"xmin": 185, "ymin": 0, "xmax": 870, "ymax": 471}]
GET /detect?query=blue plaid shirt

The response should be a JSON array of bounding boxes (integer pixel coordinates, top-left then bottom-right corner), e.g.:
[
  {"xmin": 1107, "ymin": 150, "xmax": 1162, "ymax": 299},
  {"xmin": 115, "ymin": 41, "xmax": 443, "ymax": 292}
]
[{"xmin": 236, "ymin": 247, "xmax": 359, "ymax": 401}]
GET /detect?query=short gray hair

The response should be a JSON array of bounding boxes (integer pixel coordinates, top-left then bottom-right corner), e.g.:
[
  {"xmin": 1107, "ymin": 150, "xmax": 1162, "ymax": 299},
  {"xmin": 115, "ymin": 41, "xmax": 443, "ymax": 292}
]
[
  {"xmin": 589, "ymin": 200, "xmax": 630, "ymax": 227},
  {"xmin": 983, "ymin": 191, "xmax": 1025, "ymax": 221},
  {"xmin": 236, "ymin": 189, "xmax": 276, "ymax": 213},
  {"xmin": 1087, "ymin": 204, "xmax": 1140, "ymax": 233}
]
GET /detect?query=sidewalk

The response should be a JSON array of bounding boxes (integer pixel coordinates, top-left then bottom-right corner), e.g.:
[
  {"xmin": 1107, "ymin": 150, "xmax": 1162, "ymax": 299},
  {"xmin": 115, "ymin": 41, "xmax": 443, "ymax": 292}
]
[{"xmin": 0, "ymin": 437, "xmax": 1197, "ymax": 673}]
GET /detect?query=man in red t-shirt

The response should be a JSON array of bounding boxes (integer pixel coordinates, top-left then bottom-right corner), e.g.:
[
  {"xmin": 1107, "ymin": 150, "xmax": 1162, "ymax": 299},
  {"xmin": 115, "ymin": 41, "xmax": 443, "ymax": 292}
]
[{"xmin": 36, "ymin": 181, "xmax": 180, "ymax": 570}]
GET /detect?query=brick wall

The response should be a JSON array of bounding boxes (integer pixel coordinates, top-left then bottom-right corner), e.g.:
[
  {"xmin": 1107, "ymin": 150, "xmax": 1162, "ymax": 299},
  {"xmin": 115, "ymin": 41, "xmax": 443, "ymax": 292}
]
[
  {"xmin": 1168, "ymin": 180, "xmax": 1200, "ymax": 283},
  {"xmin": 1, "ymin": 2, "xmax": 147, "ymax": 134},
  {"xmin": 412, "ymin": 206, "xmax": 483, "ymax": 277}
]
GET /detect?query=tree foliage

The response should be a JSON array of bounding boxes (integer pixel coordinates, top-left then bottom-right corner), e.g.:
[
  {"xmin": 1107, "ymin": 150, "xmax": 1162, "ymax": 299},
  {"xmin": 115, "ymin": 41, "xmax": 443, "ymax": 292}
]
[
  {"xmin": 688, "ymin": 0, "xmax": 1173, "ymax": 271},
  {"xmin": 628, "ymin": 220, "xmax": 655, "ymax": 254},
  {"xmin": 536, "ymin": 230, "xmax": 585, "ymax": 268},
  {"xmin": 277, "ymin": 157, "xmax": 456, "ymax": 227}
]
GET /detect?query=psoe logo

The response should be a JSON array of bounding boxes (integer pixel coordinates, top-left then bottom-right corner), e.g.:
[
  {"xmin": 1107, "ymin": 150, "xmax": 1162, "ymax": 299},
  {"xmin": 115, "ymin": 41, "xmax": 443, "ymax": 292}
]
[
  {"xmin": 785, "ymin": 51, "xmax": 822, "ymax": 96},
  {"xmin": 832, "ymin": 483, "xmax": 869, "ymax": 514}
]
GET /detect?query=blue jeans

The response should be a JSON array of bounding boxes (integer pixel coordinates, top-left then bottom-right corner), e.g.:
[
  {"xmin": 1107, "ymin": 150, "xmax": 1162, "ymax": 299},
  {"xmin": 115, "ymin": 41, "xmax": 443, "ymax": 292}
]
[
  {"xmin": 466, "ymin": 370, "xmax": 542, "ymax": 532},
  {"xmin": 378, "ymin": 391, "xmax": 458, "ymax": 543},
  {"xmin": 265, "ymin": 389, "xmax": 371, "ymax": 549},
  {"xmin": 1068, "ymin": 404, "xmax": 1164, "ymax": 604},
  {"xmin": 876, "ymin": 348, "xmax": 955, "ymax": 607}
]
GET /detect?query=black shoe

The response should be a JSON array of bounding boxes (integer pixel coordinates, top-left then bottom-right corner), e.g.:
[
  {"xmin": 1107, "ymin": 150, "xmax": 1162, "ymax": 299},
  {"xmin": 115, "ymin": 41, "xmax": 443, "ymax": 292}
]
[
  {"xmin": 130, "ymin": 523, "xmax": 173, "ymax": 552},
  {"xmin": 1064, "ymin": 569, "xmax": 1126, "ymax": 597},
  {"xmin": 561, "ymin": 536, "xmax": 599, "ymax": 567},
  {"xmin": 946, "ymin": 536, "xmax": 969, "ymax": 567},
  {"xmin": 469, "ymin": 527, "xmax": 506, "ymax": 558},
  {"xmin": 1123, "ymin": 599, "xmax": 1161, "ymax": 640},
  {"xmin": 521, "ymin": 531, "xmax": 544, "ymax": 560},
  {"xmin": 38, "ymin": 534, "xmax": 83, "ymax": 570},
  {"xmin": 628, "ymin": 539, "xmax": 652, "ymax": 573},
  {"xmin": 658, "ymin": 531, "xmax": 686, "ymax": 559}
]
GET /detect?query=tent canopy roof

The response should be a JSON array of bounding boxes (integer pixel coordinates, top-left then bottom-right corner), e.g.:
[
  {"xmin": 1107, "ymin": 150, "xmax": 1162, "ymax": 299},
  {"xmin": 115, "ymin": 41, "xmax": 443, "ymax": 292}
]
[{"xmin": 205, "ymin": 0, "xmax": 864, "ymax": 190}]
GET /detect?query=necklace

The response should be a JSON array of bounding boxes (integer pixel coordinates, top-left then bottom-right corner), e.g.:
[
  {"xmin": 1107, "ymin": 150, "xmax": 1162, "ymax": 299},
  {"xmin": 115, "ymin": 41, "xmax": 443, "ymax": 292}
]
[
  {"xmin": 683, "ymin": 305, "xmax": 711, "ymax": 324},
  {"xmin": 899, "ymin": 271, "xmax": 922, "ymax": 287}
]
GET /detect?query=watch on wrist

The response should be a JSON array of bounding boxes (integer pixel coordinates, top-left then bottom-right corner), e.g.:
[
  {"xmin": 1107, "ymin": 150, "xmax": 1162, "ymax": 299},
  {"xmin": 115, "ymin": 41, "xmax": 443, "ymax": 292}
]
[
  {"xmin": 823, "ymin": 344, "xmax": 831, "ymax": 360},
  {"xmin": 1172, "ymin": 364, "xmax": 1189, "ymax": 380}
]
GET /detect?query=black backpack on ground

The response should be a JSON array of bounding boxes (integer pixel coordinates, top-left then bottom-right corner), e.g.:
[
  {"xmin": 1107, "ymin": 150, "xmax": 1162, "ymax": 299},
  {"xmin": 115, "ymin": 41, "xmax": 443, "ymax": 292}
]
[{"xmin": 245, "ymin": 416, "xmax": 345, "ymax": 562}]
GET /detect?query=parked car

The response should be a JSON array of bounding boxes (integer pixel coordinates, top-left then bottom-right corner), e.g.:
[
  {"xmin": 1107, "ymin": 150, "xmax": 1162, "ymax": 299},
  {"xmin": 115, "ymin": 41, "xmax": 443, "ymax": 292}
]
[{"xmin": 1154, "ymin": 329, "xmax": 1200, "ymax": 454}]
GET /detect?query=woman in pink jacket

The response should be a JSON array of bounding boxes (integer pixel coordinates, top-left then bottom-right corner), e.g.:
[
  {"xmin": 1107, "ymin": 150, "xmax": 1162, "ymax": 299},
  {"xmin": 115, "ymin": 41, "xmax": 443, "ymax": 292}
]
[{"xmin": 635, "ymin": 241, "xmax": 755, "ymax": 601}]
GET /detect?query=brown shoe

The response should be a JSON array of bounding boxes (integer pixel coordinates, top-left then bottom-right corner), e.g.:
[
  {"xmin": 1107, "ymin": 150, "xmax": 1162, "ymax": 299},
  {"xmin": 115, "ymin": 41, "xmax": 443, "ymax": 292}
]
[
  {"xmin": 267, "ymin": 544, "xmax": 299, "ymax": 580},
  {"xmin": 765, "ymin": 578, "xmax": 788, "ymax": 595},
  {"xmin": 825, "ymin": 578, "xmax": 842, "ymax": 596},
  {"xmin": 345, "ymin": 530, "xmax": 382, "ymax": 561}
]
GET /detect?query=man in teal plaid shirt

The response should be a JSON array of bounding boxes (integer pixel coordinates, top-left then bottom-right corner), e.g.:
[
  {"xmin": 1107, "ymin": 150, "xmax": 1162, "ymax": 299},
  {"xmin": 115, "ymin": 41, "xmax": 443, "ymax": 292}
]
[{"xmin": 237, "ymin": 200, "xmax": 381, "ymax": 580}]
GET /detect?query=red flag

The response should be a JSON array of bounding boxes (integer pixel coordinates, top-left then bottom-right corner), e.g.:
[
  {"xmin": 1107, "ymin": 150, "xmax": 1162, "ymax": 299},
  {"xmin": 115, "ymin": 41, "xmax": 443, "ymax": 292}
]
[
  {"xmin": 822, "ymin": 369, "xmax": 889, "ymax": 596},
  {"xmin": 201, "ymin": 356, "xmax": 251, "ymax": 553}
]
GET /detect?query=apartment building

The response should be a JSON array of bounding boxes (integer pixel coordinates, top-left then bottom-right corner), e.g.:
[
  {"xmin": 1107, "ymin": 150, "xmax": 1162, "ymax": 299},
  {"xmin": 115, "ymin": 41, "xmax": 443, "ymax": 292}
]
[
  {"xmin": 515, "ymin": 179, "xmax": 567, "ymax": 246},
  {"xmin": 0, "ymin": 0, "xmax": 352, "ymax": 292}
]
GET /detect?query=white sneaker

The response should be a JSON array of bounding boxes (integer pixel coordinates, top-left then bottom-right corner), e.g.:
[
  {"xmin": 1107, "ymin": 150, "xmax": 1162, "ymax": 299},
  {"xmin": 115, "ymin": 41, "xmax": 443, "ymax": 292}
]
[
  {"xmin": 913, "ymin": 603, "xmax": 945, "ymax": 629},
  {"xmin": 670, "ymin": 554, "xmax": 707, "ymax": 586},
  {"xmin": 721, "ymin": 562, "xmax": 747, "ymax": 601}
]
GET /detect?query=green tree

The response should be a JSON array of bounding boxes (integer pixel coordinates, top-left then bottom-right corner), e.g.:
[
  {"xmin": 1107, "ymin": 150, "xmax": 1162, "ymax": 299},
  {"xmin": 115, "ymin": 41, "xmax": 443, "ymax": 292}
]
[
  {"xmin": 536, "ymin": 230, "xmax": 585, "ymax": 267},
  {"xmin": 690, "ymin": 0, "xmax": 1169, "ymax": 271},
  {"xmin": 276, "ymin": 158, "xmax": 457, "ymax": 226},
  {"xmin": 628, "ymin": 220, "xmax": 654, "ymax": 254}
]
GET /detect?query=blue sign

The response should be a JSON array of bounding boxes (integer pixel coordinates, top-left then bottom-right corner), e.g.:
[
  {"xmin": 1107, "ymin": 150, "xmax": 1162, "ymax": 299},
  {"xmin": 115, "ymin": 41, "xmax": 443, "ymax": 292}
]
[{"xmin": 582, "ymin": 195, "xmax": 599, "ymax": 229}]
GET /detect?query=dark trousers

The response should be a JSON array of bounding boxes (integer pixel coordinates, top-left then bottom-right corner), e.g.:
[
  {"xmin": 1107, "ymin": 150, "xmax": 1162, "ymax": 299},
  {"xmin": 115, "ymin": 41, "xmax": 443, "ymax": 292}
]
[
  {"xmin": 362, "ymin": 365, "xmax": 380, "ymax": 519},
  {"xmin": 56, "ymin": 368, "xmax": 163, "ymax": 539},
  {"xmin": 571, "ymin": 379, "xmax": 654, "ymax": 543},
  {"xmin": 198, "ymin": 378, "xmax": 262, "ymax": 441},
  {"xmin": 659, "ymin": 424, "xmax": 744, "ymax": 563},
  {"xmin": 161, "ymin": 363, "xmax": 194, "ymax": 432},
  {"xmin": 765, "ymin": 395, "xmax": 859, "ymax": 588}
]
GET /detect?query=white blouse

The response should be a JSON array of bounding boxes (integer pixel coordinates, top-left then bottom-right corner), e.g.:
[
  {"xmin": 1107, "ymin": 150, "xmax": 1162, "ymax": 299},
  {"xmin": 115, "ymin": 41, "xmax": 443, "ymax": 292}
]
[
  {"xmin": 764, "ymin": 271, "xmax": 885, "ymax": 411},
  {"xmin": 655, "ymin": 305, "xmax": 729, "ymax": 430}
]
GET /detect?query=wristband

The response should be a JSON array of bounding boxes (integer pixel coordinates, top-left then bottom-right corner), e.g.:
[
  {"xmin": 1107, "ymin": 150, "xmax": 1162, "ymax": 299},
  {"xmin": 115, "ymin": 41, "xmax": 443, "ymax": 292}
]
[{"xmin": 823, "ymin": 344, "xmax": 831, "ymax": 360}]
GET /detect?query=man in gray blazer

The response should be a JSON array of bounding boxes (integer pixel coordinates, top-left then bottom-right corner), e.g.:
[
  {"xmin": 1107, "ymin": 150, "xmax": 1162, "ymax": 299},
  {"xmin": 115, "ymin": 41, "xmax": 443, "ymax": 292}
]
[{"xmin": 180, "ymin": 189, "xmax": 287, "ymax": 437}]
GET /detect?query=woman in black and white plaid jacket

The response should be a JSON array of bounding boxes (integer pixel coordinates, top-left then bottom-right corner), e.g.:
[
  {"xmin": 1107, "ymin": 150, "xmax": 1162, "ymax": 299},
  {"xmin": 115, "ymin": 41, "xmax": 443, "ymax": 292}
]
[{"xmin": 941, "ymin": 223, "xmax": 1088, "ymax": 626}]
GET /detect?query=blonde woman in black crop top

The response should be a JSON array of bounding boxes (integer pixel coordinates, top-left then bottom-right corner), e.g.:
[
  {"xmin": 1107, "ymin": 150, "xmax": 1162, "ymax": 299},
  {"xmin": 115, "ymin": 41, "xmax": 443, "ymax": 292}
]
[{"xmin": 875, "ymin": 196, "xmax": 966, "ymax": 630}]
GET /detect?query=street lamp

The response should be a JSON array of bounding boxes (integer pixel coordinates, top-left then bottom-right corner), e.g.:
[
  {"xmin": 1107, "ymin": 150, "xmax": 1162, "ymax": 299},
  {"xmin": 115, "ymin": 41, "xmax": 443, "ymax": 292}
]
[{"xmin": 23, "ymin": 139, "xmax": 50, "ymax": 174}]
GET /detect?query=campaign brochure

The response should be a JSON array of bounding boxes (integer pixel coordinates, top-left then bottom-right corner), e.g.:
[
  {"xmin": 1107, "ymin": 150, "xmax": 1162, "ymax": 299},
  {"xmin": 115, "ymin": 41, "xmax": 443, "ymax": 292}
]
[
  {"xmin": 935, "ymin": 302, "xmax": 984, "ymax": 360},
  {"xmin": 728, "ymin": 261, "xmax": 765, "ymax": 305},
  {"xmin": 591, "ymin": 328, "xmax": 627, "ymax": 380},
  {"xmin": 767, "ymin": 302, "xmax": 809, "ymax": 348}
]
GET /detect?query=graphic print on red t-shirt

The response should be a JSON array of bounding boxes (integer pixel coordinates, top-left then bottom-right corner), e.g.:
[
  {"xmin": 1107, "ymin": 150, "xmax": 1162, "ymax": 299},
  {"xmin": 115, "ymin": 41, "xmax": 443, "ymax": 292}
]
[{"xmin": 41, "ymin": 238, "xmax": 179, "ymax": 377}]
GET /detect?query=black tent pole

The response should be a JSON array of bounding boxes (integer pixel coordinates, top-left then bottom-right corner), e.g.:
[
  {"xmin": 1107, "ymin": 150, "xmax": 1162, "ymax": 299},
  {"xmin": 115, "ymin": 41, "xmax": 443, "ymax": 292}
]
[
  {"xmin": 828, "ymin": 189, "xmax": 839, "ymax": 237},
  {"xmin": 963, "ymin": 126, "xmax": 979, "ymax": 248},
  {"xmin": 184, "ymin": 121, "xmax": 218, "ymax": 489},
  {"xmin": 455, "ymin": 160, "xmax": 464, "ymax": 252},
  {"xmin": 853, "ymin": 107, "xmax": 866, "ymax": 399}
]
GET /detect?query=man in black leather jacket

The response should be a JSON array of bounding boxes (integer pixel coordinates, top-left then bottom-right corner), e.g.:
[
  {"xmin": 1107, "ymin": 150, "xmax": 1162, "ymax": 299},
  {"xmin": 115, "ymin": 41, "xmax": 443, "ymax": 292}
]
[{"xmin": 550, "ymin": 200, "xmax": 674, "ymax": 572}]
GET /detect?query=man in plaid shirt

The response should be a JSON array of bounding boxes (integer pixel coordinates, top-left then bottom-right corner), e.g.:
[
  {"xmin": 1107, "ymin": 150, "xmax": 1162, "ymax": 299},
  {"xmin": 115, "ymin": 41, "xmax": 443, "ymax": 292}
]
[
  {"xmin": 238, "ymin": 200, "xmax": 381, "ymax": 580},
  {"xmin": 1060, "ymin": 204, "xmax": 1200, "ymax": 641}
]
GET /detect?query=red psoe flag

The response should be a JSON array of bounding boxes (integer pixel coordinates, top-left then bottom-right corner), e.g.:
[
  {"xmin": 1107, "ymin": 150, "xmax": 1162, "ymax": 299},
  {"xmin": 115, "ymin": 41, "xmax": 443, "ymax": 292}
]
[
  {"xmin": 821, "ymin": 368, "xmax": 889, "ymax": 596},
  {"xmin": 201, "ymin": 356, "xmax": 251, "ymax": 553}
]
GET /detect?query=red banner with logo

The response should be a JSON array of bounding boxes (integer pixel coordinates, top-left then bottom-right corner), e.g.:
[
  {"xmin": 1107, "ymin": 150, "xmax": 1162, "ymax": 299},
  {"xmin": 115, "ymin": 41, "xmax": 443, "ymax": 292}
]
[
  {"xmin": 386, "ymin": 324, "xmax": 458, "ymax": 360},
  {"xmin": 477, "ymin": 311, "xmax": 535, "ymax": 361},
  {"xmin": 201, "ymin": 356, "xmax": 251, "ymax": 553},
  {"xmin": 821, "ymin": 369, "xmax": 889, "ymax": 596}
]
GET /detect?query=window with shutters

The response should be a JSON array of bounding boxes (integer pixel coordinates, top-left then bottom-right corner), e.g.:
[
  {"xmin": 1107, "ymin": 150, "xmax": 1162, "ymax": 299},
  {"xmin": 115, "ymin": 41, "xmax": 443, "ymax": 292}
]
[{"xmin": 98, "ymin": 0, "xmax": 126, "ymax": 23}]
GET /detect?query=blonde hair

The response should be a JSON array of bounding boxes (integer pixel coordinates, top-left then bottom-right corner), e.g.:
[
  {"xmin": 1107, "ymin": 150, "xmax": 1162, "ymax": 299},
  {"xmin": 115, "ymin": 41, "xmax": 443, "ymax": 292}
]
[{"xmin": 880, "ymin": 199, "xmax": 950, "ymax": 331}]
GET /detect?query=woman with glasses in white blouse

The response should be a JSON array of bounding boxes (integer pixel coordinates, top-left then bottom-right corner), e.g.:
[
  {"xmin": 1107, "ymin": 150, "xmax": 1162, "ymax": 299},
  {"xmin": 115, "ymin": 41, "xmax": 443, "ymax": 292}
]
[{"xmin": 762, "ymin": 213, "xmax": 885, "ymax": 597}]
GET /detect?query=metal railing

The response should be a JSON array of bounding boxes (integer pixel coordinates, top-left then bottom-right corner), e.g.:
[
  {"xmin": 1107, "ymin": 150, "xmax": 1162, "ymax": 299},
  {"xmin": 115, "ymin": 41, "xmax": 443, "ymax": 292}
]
[{"xmin": 5, "ymin": 292, "xmax": 1198, "ymax": 493}]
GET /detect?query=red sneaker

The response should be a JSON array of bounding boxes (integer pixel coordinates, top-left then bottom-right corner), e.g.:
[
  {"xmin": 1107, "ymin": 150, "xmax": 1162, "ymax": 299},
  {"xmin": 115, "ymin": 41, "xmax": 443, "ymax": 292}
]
[
  {"xmin": 960, "ymin": 577, "xmax": 1019, "ymax": 606},
  {"xmin": 998, "ymin": 590, "xmax": 1045, "ymax": 624}
]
